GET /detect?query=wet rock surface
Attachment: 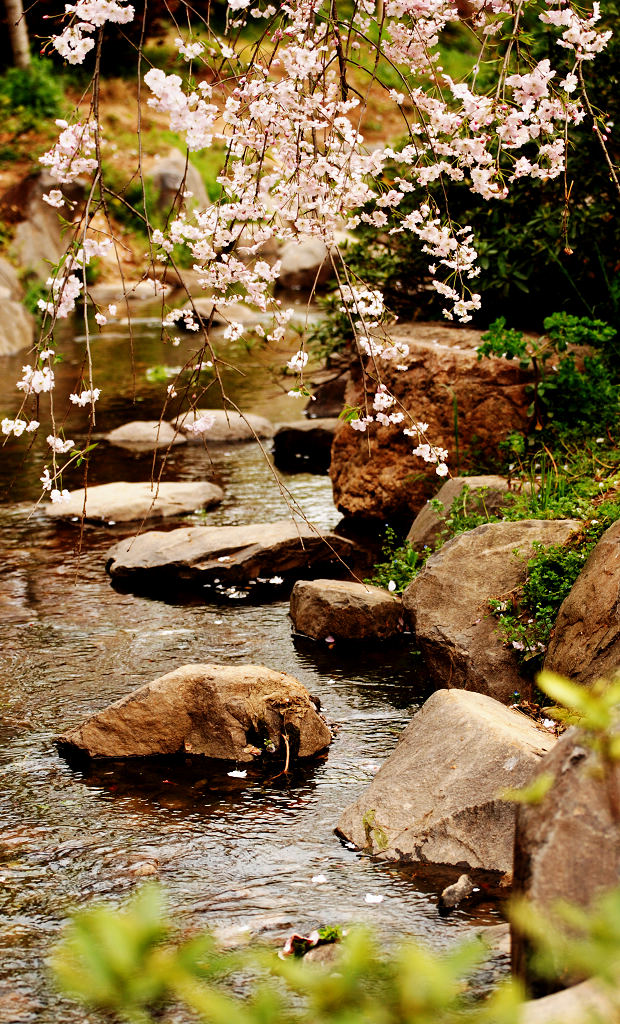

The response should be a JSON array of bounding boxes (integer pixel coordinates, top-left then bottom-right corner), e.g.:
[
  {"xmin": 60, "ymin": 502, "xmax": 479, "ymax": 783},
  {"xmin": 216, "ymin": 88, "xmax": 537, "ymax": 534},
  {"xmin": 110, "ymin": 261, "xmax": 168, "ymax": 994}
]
[
  {"xmin": 57, "ymin": 663, "xmax": 332, "ymax": 762},
  {"xmin": 273, "ymin": 419, "xmax": 339, "ymax": 473},
  {"xmin": 175, "ymin": 408, "xmax": 275, "ymax": 443},
  {"xmin": 544, "ymin": 519, "xmax": 620, "ymax": 684},
  {"xmin": 104, "ymin": 420, "xmax": 186, "ymax": 451},
  {"xmin": 511, "ymin": 727, "xmax": 620, "ymax": 994},
  {"xmin": 106, "ymin": 520, "xmax": 355, "ymax": 588},
  {"xmin": 407, "ymin": 475, "xmax": 520, "ymax": 552},
  {"xmin": 330, "ymin": 324, "xmax": 531, "ymax": 520},
  {"xmin": 290, "ymin": 578, "xmax": 403, "ymax": 641},
  {"xmin": 402, "ymin": 519, "xmax": 580, "ymax": 703},
  {"xmin": 337, "ymin": 688, "xmax": 554, "ymax": 874},
  {"xmin": 44, "ymin": 481, "xmax": 224, "ymax": 524}
]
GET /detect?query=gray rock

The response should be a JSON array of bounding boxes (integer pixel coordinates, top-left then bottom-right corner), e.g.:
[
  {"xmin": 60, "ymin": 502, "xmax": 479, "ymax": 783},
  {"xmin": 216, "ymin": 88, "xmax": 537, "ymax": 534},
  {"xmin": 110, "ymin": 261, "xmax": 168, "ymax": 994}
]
[
  {"xmin": 106, "ymin": 521, "xmax": 355, "ymax": 586},
  {"xmin": 278, "ymin": 238, "xmax": 333, "ymax": 291},
  {"xmin": 7, "ymin": 171, "xmax": 84, "ymax": 280},
  {"xmin": 402, "ymin": 519, "xmax": 580, "ymax": 703},
  {"xmin": 104, "ymin": 420, "xmax": 186, "ymax": 451},
  {"xmin": 407, "ymin": 475, "xmax": 520, "ymax": 552},
  {"xmin": 0, "ymin": 256, "xmax": 22, "ymax": 299},
  {"xmin": 44, "ymin": 481, "xmax": 223, "ymax": 524},
  {"xmin": 519, "ymin": 981, "xmax": 616, "ymax": 1024},
  {"xmin": 511, "ymin": 728, "xmax": 620, "ymax": 994},
  {"xmin": 179, "ymin": 298, "xmax": 263, "ymax": 327},
  {"xmin": 336, "ymin": 688, "xmax": 554, "ymax": 873},
  {"xmin": 545, "ymin": 519, "xmax": 620, "ymax": 684},
  {"xmin": 57, "ymin": 663, "xmax": 331, "ymax": 762},
  {"xmin": 175, "ymin": 408, "xmax": 274, "ymax": 443},
  {"xmin": 0, "ymin": 299, "xmax": 35, "ymax": 356},
  {"xmin": 273, "ymin": 419, "xmax": 339, "ymax": 473},
  {"xmin": 147, "ymin": 149, "xmax": 209, "ymax": 214},
  {"xmin": 290, "ymin": 579, "xmax": 403, "ymax": 641}
]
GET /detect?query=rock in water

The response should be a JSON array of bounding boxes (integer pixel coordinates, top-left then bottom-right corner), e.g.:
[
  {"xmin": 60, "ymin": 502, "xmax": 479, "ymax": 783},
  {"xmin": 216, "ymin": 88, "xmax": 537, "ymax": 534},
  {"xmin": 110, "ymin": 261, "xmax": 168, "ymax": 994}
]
[
  {"xmin": 57, "ymin": 664, "xmax": 332, "ymax": 762},
  {"xmin": 402, "ymin": 519, "xmax": 579, "ymax": 703},
  {"xmin": 174, "ymin": 408, "xmax": 274, "ymax": 443},
  {"xmin": 545, "ymin": 519, "xmax": 620, "ymax": 684},
  {"xmin": 273, "ymin": 419, "xmax": 339, "ymax": 473},
  {"xmin": 44, "ymin": 481, "xmax": 223, "ymax": 524},
  {"xmin": 511, "ymin": 727, "xmax": 620, "ymax": 994},
  {"xmin": 105, "ymin": 421, "xmax": 186, "ymax": 451},
  {"xmin": 106, "ymin": 521, "xmax": 355, "ymax": 587},
  {"xmin": 290, "ymin": 579, "xmax": 403, "ymax": 641},
  {"xmin": 336, "ymin": 689, "xmax": 555, "ymax": 874}
]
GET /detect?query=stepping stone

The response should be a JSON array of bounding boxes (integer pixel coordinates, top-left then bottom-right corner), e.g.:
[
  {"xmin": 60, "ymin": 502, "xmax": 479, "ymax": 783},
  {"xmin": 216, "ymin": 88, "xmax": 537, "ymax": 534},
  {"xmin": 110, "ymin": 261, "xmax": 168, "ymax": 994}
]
[
  {"xmin": 290, "ymin": 579, "xmax": 403, "ymax": 640},
  {"xmin": 104, "ymin": 420, "xmax": 185, "ymax": 451},
  {"xmin": 45, "ymin": 481, "xmax": 223, "ymax": 524},
  {"xmin": 106, "ymin": 521, "xmax": 355, "ymax": 588},
  {"xmin": 174, "ymin": 408, "xmax": 274, "ymax": 443}
]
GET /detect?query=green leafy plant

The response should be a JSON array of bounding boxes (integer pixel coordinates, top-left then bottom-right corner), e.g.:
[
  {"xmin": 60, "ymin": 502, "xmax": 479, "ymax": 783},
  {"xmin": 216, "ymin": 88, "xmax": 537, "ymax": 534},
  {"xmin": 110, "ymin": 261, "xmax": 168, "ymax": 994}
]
[{"xmin": 365, "ymin": 527, "xmax": 422, "ymax": 594}]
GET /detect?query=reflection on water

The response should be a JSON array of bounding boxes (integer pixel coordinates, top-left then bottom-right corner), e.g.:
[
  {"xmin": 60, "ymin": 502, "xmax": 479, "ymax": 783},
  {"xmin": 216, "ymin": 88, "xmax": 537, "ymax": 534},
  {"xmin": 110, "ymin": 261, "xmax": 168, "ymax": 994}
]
[{"xmin": 0, "ymin": 306, "xmax": 507, "ymax": 1021}]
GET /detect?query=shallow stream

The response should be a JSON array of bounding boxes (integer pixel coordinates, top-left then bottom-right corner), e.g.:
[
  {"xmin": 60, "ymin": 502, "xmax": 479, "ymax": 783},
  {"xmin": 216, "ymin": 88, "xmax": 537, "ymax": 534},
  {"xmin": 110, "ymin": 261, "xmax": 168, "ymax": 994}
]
[{"xmin": 0, "ymin": 307, "xmax": 506, "ymax": 1021}]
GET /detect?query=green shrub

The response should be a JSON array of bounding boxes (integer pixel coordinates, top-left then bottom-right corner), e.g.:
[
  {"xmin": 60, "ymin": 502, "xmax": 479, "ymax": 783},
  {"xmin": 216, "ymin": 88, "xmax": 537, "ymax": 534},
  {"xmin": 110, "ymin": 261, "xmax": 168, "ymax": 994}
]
[
  {"xmin": 365, "ymin": 527, "xmax": 422, "ymax": 594},
  {"xmin": 0, "ymin": 60, "xmax": 64, "ymax": 127}
]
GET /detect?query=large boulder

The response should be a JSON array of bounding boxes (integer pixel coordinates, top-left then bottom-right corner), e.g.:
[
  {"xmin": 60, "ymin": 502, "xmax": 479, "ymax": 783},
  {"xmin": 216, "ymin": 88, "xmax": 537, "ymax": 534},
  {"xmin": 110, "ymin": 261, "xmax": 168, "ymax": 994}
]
[
  {"xmin": 277, "ymin": 239, "xmax": 333, "ymax": 291},
  {"xmin": 544, "ymin": 520, "xmax": 620, "ymax": 684},
  {"xmin": 406, "ymin": 475, "xmax": 520, "ymax": 552},
  {"xmin": 402, "ymin": 519, "xmax": 580, "ymax": 703},
  {"xmin": 336, "ymin": 689, "xmax": 554, "ymax": 873},
  {"xmin": 146, "ymin": 149, "xmax": 209, "ymax": 215},
  {"xmin": 57, "ymin": 664, "xmax": 332, "ymax": 762},
  {"xmin": 0, "ymin": 299, "xmax": 35, "ymax": 356},
  {"xmin": 1, "ymin": 171, "xmax": 84, "ymax": 280},
  {"xmin": 330, "ymin": 323, "xmax": 531, "ymax": 520},
  {"xmin": 0, "ymin": 256, "xmax": 22, "ymax": 299},
  {"xmin": 273, "ymin": 419, "xmax": 339, "ymax": 473},
  {"xmin": 511, "ymin": 727, "xmax": 620, "ymax": 994},
  {"xmin": 106, "ymin": 521, "xmax": 355, "ymax": 588},
  {"xmin": 104, "ymin": 420, "xmax": 186, "ymax": 451},
  {"xmin": 290, "ymin": 579, "xmax": 403, "ymax": 641},
  {"xmin": 175, "ymin": 408, "xmax": 274, "ymax": 443},
  {"xmin": 44, "ymin": 481, "xmax": 223, "ymax": 525}
]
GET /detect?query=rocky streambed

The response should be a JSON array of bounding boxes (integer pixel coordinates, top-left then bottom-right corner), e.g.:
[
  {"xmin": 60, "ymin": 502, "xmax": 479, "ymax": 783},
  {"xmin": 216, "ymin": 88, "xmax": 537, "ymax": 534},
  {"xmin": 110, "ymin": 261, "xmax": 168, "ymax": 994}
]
[{"xmin": 0, "ymin": 312, "xmax": 510, "ymax": 1024}]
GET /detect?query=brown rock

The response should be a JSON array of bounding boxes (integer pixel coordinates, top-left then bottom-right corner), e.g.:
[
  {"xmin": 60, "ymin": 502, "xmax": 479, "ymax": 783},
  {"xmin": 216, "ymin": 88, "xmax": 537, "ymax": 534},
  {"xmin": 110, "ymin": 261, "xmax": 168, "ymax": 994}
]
[
  {"xmin": 544, "ymin": 520, "xmax": 620, "ymax": 684},
  {"xmin": 290, "ymin": 578, "xmax": 403, "ymax": 641},
  {"xmin": 0, "ymin": 299, "xmax": 34, "ymax": 356},
  {"xmin": 518, "ymin": 981, "xmax": 617, "ymax": 1024},
  {"xmin": 105, "ymin": 420, "xmax": 186, "ymax": 451},
  {"xmin": 330, "ymin": 323, "xmax": 530, "ymax": 520},
  {"xmin": 277, "ymin": 238, "xmax": 333, "ymax": 291},
  {"xmin": 402, "ymin": 519, "xmax": 579, "ymax": 703},
  {"xmin": 57, "ymin": 663, "xmax": 332, "ymax": 762},
  {"xmin": 511, "ymin": 728, "xmax": 620, "ymax": 994},
  {"xmin": 44, "ymin": 481, "xmax": 223, "ymax": 524},
  {"xmin": 336, "ymin": 688, "xmax": 554, "ymax": 873},
  {"xmin": 407, "ymin": 475, "xmax": 520, "ymax": 552},
  {"xmin": 106, "ymin": 520, "xmax": 355, "ymax": 587}
]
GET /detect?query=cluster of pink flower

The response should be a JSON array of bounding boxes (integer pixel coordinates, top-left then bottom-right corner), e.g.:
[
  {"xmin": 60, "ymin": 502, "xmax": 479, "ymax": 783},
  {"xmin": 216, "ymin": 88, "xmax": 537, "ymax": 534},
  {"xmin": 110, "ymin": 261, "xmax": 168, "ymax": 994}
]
[{"xmin": 3, "ymin": 0, "xmax": 612, "ymax": 499}]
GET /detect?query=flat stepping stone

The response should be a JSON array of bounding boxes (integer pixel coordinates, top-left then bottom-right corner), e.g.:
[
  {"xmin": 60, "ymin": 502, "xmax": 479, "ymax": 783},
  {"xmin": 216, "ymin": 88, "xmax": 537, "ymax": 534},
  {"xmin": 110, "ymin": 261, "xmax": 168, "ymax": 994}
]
[
  {"xmin": 290, "ymin": 579, "xmax": 403, "ymax": 640},
  {"xmin": 57, "ymin": 663, "xmax": 331, "ymax": 762},
  {"xmin": 174, "ymin": 409, "xmax": 274, "ymax": 443},
  {"xmin": 45, "ymin": 481, "xmax": 223, "ymax": 524},
  {"xmin": 106, "ymin": 521, "xmax": 355, "ymax": 588},
  {"xmin": 105, "ymin": 421, "xmax": 186, "ymax": 451}
]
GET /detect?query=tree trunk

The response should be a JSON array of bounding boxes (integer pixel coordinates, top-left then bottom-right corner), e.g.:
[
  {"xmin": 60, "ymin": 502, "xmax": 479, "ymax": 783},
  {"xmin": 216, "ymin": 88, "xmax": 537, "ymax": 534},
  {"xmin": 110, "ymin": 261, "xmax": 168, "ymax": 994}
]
[{"xmin": 4, "ymin": 0, "xmax": 31, "ymax": 69}]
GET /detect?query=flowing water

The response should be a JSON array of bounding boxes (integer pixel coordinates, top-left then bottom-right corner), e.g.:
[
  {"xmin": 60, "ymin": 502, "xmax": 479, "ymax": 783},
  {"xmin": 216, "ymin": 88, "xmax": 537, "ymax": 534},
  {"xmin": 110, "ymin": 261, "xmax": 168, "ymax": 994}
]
[{"xmin": 0, "ymin": 306, "xmax": 507, "ymax": 1021}]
